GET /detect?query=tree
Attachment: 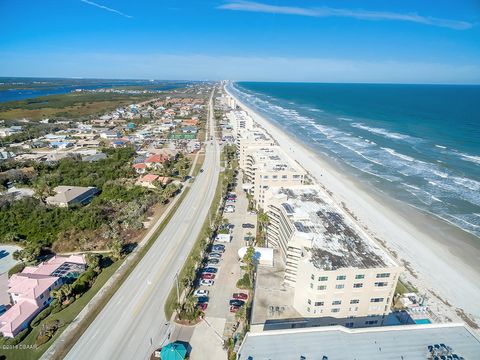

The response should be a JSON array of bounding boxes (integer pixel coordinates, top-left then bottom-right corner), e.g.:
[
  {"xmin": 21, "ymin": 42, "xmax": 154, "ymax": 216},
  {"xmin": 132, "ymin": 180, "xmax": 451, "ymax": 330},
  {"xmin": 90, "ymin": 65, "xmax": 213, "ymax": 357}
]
[
  {"xmin": 51, "ymin": 288, "xmax": 65, "ymax": 304},
  {"xmin": 243, "ymin": 246, "xmax": 255, "ymax": 272},
  {"xmin": 183, "ymin": 295, "xmax": 198, "ymax": 320},
  {"xmin": 61, "ymin": 284, "xmax": 73, "ymax": 302},
  {"xmin": 85, "ymin": 253, "xmax": 101, "ymax": 272},
  {"xmin": 162, "ymin": 183, "xmax": 178, "ymax": 200},
  {"xmin": 108, "ymin": 239, "xmax": 123, "ymax": 261}
]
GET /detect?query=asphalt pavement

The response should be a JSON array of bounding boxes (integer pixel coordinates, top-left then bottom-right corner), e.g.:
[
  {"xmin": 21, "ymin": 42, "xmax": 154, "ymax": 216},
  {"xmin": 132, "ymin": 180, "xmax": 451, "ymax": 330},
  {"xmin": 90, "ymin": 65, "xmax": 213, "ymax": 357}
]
[{"xmin": 64, "ymin": 89, "xmax": 220, "ymax": 360}]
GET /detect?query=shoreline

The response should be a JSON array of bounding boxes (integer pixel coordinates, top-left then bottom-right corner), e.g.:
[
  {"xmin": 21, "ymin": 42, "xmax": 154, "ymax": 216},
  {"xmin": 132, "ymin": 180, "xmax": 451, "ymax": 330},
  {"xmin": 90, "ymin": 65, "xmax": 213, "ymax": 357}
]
[{"xmin": 226, "ymin": 84, "xmax": 480, "ymax": 330}]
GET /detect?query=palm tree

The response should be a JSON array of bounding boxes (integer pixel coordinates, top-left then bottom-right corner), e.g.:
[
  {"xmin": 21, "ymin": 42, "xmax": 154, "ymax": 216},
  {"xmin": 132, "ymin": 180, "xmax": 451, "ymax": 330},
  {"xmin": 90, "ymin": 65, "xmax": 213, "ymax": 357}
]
[
  {"xmin": 61, "ymin": 284, "xmax": 73, "ymax": 302},
  {"xmin": 51, "ymin": 288, "xmax": 64, "ymax": 304},
  {"xmin": 184, "ymin": 295, "xmax": 197, "ymax": 319}
]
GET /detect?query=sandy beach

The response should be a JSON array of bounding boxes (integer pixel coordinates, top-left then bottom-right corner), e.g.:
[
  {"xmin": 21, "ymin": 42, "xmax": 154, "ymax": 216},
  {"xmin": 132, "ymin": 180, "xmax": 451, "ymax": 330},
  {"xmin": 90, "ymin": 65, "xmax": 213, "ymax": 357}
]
[{"xmin": 226, "ymin": 85, "xmax": 480, "ymax": 332}]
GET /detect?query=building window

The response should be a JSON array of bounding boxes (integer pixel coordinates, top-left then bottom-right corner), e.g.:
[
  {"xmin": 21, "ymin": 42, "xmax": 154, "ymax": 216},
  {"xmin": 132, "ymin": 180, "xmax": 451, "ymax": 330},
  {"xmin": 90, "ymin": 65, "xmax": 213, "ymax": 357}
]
[
  {"xmin": 331, "ymin": 308, "xmax": 340, "ymax": 313},
  {"xmin": 311, "ymin": 274, "xmax": 315, "ymax": 280},
  {"xmin": 307, "ymin": 299, "xmax": 311, "ymax": 305},
  {"xmin": 353, "ymin": 283, "xmax": 363, "ymax": 288},
  {"xmin": 332, "ymin": 300, "xmax": 342, "ymax": 305},
  {"xmin": 370, "ymin": 298, "xmax": 384, "ymax": 303},
  {"xmin": 40, "ymin": 294, "xmax": 44, "ymax": 299},
  {"xmin": 350, "ymin": 299, "xmax": 360, "ymax": 304},
  {"xmin": 310, "ymin": 283, "xmax": 314, "ymax": 289},
  {"xmin": 376, "ymin": 273, "xmax": 390, "ymax": 278},
  {"xmin": 293, "ymin": 175, "xmax": 300, "ymax": 179},
  {"xmin": 336, "ymin": 275, "xmax": 346, "ymax": 280},
  {"xmin": 365, "ymin": 320, "xmax": 379, "ymax": 325},
  {"xmin": 315, "ymin": 301, "xmax": 324, "ymax": 306},
  {"xmin": 272, "ymin": 175, "xmax": 278, "ymax": 179},
  {"xmin": 317, "ymin": 285, "xmax": 327, "ymax": 291},
  {"xmin": 318, "ymin": 276, "xmax": 328, "ymax": 281},
  {"xmin": 345, "ymin": 322, "xmax": 354, "ymax": 328},
  {"xmin": 374, "ymin": 282, "xmax": 388, "ymax": 287},
  {"xmin": 307, "ymin": 307, "xmax": 311, "ymax": 313},
  {"xmin": 355, "ymin": 274, "xmax": 365, "ymax": 279},
  {"xmin": 282, "ymin": 175, "xmax": 287, "ymax": 179},
  {"xmin": 335, "ymin": 284, "xmax": 345, "ymax": 290}
]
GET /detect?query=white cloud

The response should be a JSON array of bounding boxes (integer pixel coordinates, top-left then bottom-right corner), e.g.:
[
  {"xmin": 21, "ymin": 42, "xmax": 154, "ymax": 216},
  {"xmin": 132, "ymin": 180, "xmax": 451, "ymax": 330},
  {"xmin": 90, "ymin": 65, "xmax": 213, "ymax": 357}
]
[
  {"xmin": 218, "ymin": 1, "xmax": 473, "ymax": 30},
  {"xmin": 80, "ymin": 0, "xmax": 133, "ymax": 19}
]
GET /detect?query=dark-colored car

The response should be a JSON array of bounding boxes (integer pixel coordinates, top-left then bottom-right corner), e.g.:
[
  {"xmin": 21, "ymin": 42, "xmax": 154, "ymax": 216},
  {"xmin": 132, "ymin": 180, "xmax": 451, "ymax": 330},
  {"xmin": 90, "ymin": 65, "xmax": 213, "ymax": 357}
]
[
  {"xmin": 200, "ymin": 169, "xmax": 204, "ymax": 173},
  {"xmin": 229, "ymin": 299, "xmax": 245, "ymax": 307},
  {"xmin": 233, "ymin": 293, "xmax": 248, "ymax": 301},
  {"xmin": 197, "ymin": 296, "xmax": 209, "ymax": 304},
  {"xmin": 203, "ymin": 267, "xmax": 218, "ymax": 273},
  {"xmin": 207, "ymin": 258, "xmax": 220, "ymax": 265},
  {"xmin": 212, "ymin": 245, "xmax": 225, "ymax": 252},
  {"xmin": 209, "ymin": 253, "xmax": 222, "ymax": 259},
  {"xmin": 242, "ymin": 223, "xmax": 255, "ymax": 229}
]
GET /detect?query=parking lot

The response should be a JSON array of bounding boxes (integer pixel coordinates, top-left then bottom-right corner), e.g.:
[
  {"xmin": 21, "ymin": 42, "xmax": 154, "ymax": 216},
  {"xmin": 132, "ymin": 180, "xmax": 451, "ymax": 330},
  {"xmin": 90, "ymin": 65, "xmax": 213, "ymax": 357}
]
[{"xmin": 196, "ymin": 179, "xmax": 257, "ymax": 330}]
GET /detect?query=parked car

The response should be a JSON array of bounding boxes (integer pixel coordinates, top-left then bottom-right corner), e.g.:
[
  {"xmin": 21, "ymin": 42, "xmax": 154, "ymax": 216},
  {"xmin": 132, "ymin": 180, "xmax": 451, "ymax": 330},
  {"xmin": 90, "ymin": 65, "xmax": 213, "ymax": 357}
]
[
  {"xmin": 197, "ymin": 303, "xmax": 208, "ymax": 311},
  {"xmin": 248, "ymin": 211, "xmax": 256, "ymax": 215},
  {"xmin": 194, "ymin": 289, "xmax": 209, "ymax": 297},
  {"xmin": 197, "ymin": 296, "xmax": 209, "ymax": 304},
  {"xmin": 224, "ymin": 206, "xmax": 235, "ymax": 213},
  {"xmin": 212, "ymin": 245, "xmax": 225, "ymax": 252},
  {"xmin": 207, "ymin": 258, "xmax": 220, "ymax": 265},
  {"xmin": 229, "ymin": 305, "xmax": 240, "ymax": 313},
  {"xmin": 229, "ymin": 299, "xmax": 245, "ymax": 307},
  {"xmin": 200, "ymin": 279, "xmax": 214, "ymax": 286},
  {"xmin": 233, "ymin": 293, "xmax": 248, "ymax": 301},
  {"xmin": 226, "ymin": 199, "xmax": 236, "ymax": 203},
  {"xmin": 203, "ymin": 267, "xmax": 218, "ymax": 273},
  {"xmin": 208, "ymin": 253, "xmax": 222, "ymax": 259},
  {"xmin": 242, "ymin": 223, "xmax": 255, "ymax": 229},
  {"xmin": 201, "ymin": 273, "xmax": 215, "ymax": 280}
]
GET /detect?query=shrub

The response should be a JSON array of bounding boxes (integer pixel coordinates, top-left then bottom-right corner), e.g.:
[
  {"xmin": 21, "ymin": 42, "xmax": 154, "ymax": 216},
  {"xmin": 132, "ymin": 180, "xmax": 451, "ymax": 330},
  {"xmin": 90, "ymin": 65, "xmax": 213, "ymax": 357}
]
[
  {"xmin": 8, "ymin": 263, "xmax": 25, "ymax": 277},
  {"xmin": 35, "ymin": 334, "xmax": 51, "ymax": 347},
  {"xmin": 31, "ymin": 306, "xmax": 52, "ymax": 327},
  {"xmin": 236, "ymin": 273, "xmax": 251, "ymax": 289}
]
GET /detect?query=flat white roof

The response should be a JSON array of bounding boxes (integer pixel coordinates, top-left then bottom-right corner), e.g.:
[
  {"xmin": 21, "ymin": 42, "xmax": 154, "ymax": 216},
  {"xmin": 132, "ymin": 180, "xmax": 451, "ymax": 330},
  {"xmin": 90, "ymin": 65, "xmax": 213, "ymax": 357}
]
[{"xmin": 238, "ymin": 323, "xmax": 480, "ymax": 360}]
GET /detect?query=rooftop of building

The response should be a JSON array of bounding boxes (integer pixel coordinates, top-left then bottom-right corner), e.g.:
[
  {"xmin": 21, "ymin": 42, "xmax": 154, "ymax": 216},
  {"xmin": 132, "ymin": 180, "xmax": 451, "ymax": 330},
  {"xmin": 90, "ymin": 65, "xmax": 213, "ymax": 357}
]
[
  {"xmin": 237, "ymin": 323, "xmax": 480, "ymax": 360},
  {"xmin": 267, "ymin": 186, "xmax": 397, "ymax": 270},
  {"xmin": 246, "ymin": 146, "xmax": 304, "ymax": 174}
]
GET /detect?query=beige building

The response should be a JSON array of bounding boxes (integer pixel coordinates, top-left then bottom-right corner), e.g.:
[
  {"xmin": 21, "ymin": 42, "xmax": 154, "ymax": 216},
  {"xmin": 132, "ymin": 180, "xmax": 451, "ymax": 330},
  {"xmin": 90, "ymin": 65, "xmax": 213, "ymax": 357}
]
[
  {"xmin": 243, "ymin": 146, "xmax": 306, "ymax": 207},
  {"xmin": 263, "ymin": 185, "xmax": 401, "ymax": 325}
]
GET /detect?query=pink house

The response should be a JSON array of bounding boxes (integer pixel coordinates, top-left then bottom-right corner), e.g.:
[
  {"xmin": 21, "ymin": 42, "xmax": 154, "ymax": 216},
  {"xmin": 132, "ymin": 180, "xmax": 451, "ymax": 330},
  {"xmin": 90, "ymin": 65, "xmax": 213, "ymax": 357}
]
[{"xmin": 0, "ymin": 255, "xmax": 86, "ymax": 338}]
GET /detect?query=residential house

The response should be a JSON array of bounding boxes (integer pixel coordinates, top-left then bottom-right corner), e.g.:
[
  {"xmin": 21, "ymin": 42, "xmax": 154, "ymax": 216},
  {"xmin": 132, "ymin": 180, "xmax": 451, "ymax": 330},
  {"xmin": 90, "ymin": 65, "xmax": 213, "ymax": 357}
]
[
  {"xmin": 136, "ymin": 174, "xmax": 170, "ymax": 188},
  {"xmin": 46, "ymin": 186, "xmax": 99, "ymax": 207},
  {"xmin": 0, "ymin": 255, "xmax": 86, "ymax": 338}
]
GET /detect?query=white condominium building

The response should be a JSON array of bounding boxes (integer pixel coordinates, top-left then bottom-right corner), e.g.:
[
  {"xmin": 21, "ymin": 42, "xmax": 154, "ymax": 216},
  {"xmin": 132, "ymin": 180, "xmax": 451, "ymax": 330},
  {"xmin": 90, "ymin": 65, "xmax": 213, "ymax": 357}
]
[
  {"xmin": 264, "ymin": 185, "xmax": 401, "ymax": 322},
  {"xmin": 243, "ymin": 146, "xmax": 306, "ymax": 207},
  {"xmin": 236, "ymin": 127, "xmax": 276, "ymax": 169},
  {"xmin": 227, "ymin": 110, "xmax": 254, "ymax": 136}
]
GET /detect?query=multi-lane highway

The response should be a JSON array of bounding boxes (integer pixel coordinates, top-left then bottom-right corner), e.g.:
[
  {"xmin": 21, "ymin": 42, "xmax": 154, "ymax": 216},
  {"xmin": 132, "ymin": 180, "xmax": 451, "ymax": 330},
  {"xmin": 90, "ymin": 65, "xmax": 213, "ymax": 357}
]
[{"xmin": 64, "ymin": 88, "xmax": 220, "ymax": 360}]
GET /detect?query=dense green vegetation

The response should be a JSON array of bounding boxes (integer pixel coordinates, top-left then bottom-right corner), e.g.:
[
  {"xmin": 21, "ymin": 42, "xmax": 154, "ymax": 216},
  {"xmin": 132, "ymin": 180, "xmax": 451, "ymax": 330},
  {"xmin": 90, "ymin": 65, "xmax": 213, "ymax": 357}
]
[{"xmin": 0, "ymin": 147, "xmax": 180, "ymax": 253}]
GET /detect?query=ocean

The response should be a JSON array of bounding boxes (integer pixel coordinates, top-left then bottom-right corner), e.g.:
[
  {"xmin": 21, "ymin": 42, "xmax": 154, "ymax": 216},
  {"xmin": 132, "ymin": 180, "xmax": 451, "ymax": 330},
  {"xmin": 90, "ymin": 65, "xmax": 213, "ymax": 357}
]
[{"xmin": 227, "ymin": 82, "xmax": 480, "ymax": 238}]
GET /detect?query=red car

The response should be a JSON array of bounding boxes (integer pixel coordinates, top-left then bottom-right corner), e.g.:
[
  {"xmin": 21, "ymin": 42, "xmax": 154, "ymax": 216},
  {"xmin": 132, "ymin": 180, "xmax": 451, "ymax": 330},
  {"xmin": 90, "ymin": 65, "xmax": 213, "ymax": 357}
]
[
  {"xmin": 233, "ymin": 293, "xmax": 248, "ymax": 301},
  {"xmin": 201, "ymin": 273, "xmax": 216, "ymax": 280},
  {"xmin": 197, "ymin": 303, "xmax": 208, "ymax": 311},
  {"xmin": 229, "ymin": 305, "xmax": 240, "ymax": 313}
]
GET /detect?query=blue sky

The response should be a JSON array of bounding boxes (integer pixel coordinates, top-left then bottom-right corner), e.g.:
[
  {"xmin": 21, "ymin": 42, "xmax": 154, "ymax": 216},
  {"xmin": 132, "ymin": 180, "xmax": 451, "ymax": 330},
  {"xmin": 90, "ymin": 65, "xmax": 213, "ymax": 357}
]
[{"xmin": 1, "ymin": 0, "xmax": 479, "ymax": 83}]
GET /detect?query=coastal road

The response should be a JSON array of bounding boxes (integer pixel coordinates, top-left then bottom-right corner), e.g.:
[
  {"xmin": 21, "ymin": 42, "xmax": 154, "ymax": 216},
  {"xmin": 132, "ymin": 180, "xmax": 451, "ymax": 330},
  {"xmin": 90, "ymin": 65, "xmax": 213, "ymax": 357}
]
[{"xmin": 64, "ymin": 88, "xmax": 220, "ymax": 360}]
